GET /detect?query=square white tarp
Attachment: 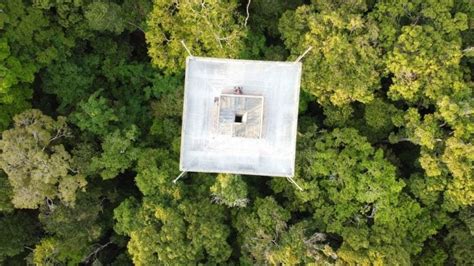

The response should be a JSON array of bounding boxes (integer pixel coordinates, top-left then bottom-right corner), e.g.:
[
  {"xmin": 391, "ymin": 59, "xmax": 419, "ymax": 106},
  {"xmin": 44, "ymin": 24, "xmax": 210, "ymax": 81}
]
[{"xmin": 180, "ymin": 57, "xmax": 302, "ymax": 177}]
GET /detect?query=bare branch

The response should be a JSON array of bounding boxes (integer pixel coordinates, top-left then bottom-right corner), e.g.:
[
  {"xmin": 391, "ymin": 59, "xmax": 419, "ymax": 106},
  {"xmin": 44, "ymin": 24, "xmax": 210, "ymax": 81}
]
[
  {"xmin": 127, "ymin": 21, "xmax": 145, "ymax": 33},
  {"xmin": 244, "ymin": 0, "xmax": 251, "ymax": 27},
  {"xmin": 82, "ymin": 242, "xmax": 112, "ymax": 264},
  {"xmin": 462, "ymin": 47, "xmax": 473, "ymax": 54}
]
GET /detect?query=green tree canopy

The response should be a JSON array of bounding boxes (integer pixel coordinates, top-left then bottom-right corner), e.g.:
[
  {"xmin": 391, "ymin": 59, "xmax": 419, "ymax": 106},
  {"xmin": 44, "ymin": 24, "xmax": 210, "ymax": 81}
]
[
  {"xmin": 0, "ymin": 171, "xmax": 13, "ymax": 212},
  {"xmin": 0, "ymin": 0, "xmax": 77, "ymax": 129},
  {"xmin": 210, "ymin": 174, "xmax": 249, "ymax": 208},
  {"xmin": 0, "ymin": 0, "xmax": 472, "ymax": 264},
  {"xmin": 115, "ymin": 192, "xmax": 232, "ymax": 264},
  {"xmin": 0, "ymin": 212, "xmax": 38, "ymax": 263},
  {"xmin": 33, "ymin": 187, "xmax": 114, "ymax": 265},
  {"xmin": 272, "ymin": 127, "xmax": 446, "ymax": 264},
  {"xmin": 0, "ymin": 109, "xmax": 86, "ymax": 209},
  {"xmin": 91, "ymin": 126, "xmax": 140, "ymax": 180},
  {"xmin": 146, "ymin": 0, "xmax": 247, "ymax": 74},
  {"xmin": 279, "ymin": 0, "xmax": 382, "ymax": 106}
]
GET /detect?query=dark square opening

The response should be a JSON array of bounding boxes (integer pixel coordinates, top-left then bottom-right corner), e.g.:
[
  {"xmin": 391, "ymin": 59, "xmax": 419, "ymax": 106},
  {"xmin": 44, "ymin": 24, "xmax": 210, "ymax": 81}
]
[{"xmin": 234, "ymin": 114, "xmax": 243, "ymax": 123}]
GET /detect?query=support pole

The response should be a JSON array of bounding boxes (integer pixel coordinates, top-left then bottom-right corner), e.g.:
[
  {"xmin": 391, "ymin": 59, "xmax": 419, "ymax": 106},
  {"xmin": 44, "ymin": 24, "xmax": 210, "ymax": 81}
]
[
  {"xmin": 294, "ymin": 46, "xmax": 313, "ymax": 63},
  {"xmin": 173, "ymin": 171, "xmax": 187, "ymax": 184},
  {"xmin": 181, "ymin": 40, "xmax": 193, "ymax": 57},
  {"xmin": 286, "ymin": 176, "xmax": 304, "ymax": 191}
]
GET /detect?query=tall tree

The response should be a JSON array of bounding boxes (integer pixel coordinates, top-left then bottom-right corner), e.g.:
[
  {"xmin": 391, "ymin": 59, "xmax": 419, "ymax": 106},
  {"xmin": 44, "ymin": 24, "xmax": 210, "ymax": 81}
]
[
  {"xmin": 91, "ymin": 126, "xmax": 140, "ymax": 180},
  {"xmin": 0, "ymin": 0, "xmax": 76, "ymax": 129},
  {"xmin": 279, "ymin": 0, "xmax": 382, "ymax": 106},
  {"xmin": 0, "ymin": 212, "xmax": 38, "ymax": 263},
  {"xmin": 0, "ymin": 109, "xmax": 86, "ymax": 209},
  {"xmin": 114, "ymin": 188, "xmax": 233, "ymax": 264},
  {"xmin": 233, "ymin": 197, "xmax": 336, "ymax": 265},
  {"xmin": 272, "ymin": 126, "xmax": 445, "ymax": 264},
  {"xmin": 33, "ymin": 188, "xmax": 113, "ymax": 265},
  {"xmin": 146, "ymin": 0, "xmax": 246, "ymax": 74},
  {"xmin": 210, "ymin": 174, "xmax": 249, "ymax": 208},
  {"xmin": 373, "ymin": 0, "xmax": 474, "ymax": 211}
]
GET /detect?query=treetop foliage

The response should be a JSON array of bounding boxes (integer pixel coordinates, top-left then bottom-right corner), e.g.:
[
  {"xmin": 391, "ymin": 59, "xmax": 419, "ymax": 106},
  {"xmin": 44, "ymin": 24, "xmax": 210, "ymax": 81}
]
[
  {"xmin": 279, "ymin": 0, "xmax": 382, "ymax": 106},
  {"xmin": 0, "ymin": 0, "xmax": 472, "ymax": 264},
  {"xmin": 146, "ymin": 0, "xmax": 246, "ymax": 74},
  {"xmin": 0, "ymin": 109, "xmax": 86, "ymax": 209}
]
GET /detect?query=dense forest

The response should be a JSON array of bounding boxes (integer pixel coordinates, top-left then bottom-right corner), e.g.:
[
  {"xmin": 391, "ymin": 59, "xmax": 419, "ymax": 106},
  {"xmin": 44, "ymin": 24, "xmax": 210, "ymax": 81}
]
[{"xmin": 0, "ymin": 0, "xmax": 473, "ymax": 265}]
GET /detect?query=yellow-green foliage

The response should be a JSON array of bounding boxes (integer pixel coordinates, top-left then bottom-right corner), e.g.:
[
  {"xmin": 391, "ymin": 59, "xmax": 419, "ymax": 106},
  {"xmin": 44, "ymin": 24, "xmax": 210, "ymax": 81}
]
[
  {"xmin": 0, "ymin": 110, "xmax": 86, "ymax": 209},
  {"xmin": 279, "ymin": 1, "xmax": 382, "ymax": 106},
  {"xmin": 210, "ymin": 174, "xmax": 249, "ymax": 208},
  {"xmin": 146, "ymin": 0, "xmax": 246, "ymax": 74}
]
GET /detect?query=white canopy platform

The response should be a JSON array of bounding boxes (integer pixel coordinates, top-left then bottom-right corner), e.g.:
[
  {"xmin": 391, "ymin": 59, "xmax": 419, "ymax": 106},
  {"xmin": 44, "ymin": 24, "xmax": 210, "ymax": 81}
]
[{"xmin": 179, "ymin": 56, "xmax": 302, "ymax": 178}]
